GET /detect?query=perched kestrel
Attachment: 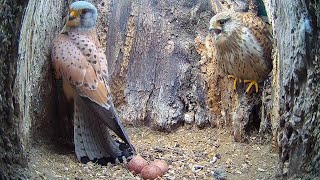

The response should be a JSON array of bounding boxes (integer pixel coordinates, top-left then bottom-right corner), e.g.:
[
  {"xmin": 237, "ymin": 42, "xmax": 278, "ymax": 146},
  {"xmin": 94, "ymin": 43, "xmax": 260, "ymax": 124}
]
[
  {"xmin": 209, "ymin": 10, "xmax": 272, "ymax": 93},
  {"xmin": 52, "ymin": 1, "xmax": 135, "ymax": 164}
]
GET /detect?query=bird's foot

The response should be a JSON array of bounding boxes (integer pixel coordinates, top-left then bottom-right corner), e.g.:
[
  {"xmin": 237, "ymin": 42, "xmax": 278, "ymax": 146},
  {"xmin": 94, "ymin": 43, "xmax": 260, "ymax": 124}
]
[
  {"xmin": 228, "ymin": 75, "xmax": 242, "ymax": 90},
  {"xmin": 244, "ymin": 80, "xmax": 259, "ymax": 93}
]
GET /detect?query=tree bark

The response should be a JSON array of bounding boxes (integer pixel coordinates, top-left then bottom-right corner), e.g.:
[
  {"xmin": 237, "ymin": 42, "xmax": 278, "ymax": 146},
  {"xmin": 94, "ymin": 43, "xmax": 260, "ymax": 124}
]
[
  {"xmin": 106, "ymin": 0, "xmax": 225, "ymax": 130},
  {"xmin": 0, "ymin": 0, "xmax": 29, "ymax": 178},
  {"xmin": 265, "ymin": 0, "xmax": 320, "ymax": 178}
]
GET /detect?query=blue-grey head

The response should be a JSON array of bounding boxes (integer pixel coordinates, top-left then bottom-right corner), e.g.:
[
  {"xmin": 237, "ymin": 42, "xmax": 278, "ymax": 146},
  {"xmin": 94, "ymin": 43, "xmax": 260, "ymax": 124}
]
[{"xmin": 66, "ymin": 1, "xmax": 98, "ymax": 29}]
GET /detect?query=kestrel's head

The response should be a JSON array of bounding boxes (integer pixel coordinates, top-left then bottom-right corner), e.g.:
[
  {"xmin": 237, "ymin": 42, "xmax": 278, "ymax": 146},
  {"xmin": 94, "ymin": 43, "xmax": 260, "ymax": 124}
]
[
  {"xmin": 209, "ymin": 11, "xmax": 240, "ymax": 43},
  {"xmin": 66, "ymin": 1, "xmax": 98, "ymax": 29}
]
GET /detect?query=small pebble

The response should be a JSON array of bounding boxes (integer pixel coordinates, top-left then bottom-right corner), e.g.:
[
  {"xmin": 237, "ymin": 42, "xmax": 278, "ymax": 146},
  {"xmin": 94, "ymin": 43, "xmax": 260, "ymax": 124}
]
[
  {"xmin": 212, "ymin": 167, "xmax": 227, "ymax": 180},
  {"xmin": 192, "ymin": 165, "xmax": 204, "ymax": 173},
  {"xmin": 241, "ymin": 163, "xmax": 249, "ymax": 173},
  {"xmin": 214, "ymin": 143, "xmax": 221, "ymax": 148},
  {"xmin": 225, "ymin": 158, "xmax": 233, "ymax": 165},
  {"xmin": 216, "ymin": 153, "xmax": 222, "ymax": 159},
  {"xmin": 257, "ymin": 168, "xmax": 266, "ymax": 172},
  {"xmin": 210, "ymin": 157, "xmax": 218, "ymax": 164}
]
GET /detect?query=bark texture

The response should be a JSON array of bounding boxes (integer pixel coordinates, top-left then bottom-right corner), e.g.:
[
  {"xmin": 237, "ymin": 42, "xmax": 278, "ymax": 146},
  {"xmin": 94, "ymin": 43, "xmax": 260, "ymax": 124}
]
[
  {"xmin": 0, "ymin": 0, "xmax": 74, "ymax": 177},
  {"xmin": 0, "ymin": 0, "xmax": 28, "ymax": 178},
  {"xmin": 265, "ymin": 0, "xmax": 320, "ymax": 178},
  {"xmin": 106, "ymin": 0, "xmax": 222, "ymax": 130},
  {"xmin": 17, "ymin": 0, "xmax": 67, "ymax": 144}
]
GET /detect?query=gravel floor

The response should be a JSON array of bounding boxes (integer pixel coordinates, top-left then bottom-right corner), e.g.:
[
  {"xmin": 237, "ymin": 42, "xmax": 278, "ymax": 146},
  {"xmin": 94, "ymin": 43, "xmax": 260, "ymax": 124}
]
[{"xmin": 28, "ymin": 126, "xmax": 278, "ymax": 180}]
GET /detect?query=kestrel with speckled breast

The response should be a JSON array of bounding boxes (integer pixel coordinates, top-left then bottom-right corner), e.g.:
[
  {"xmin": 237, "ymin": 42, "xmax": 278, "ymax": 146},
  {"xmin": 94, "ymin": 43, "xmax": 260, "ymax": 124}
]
[
  {"xmin": 209, "ymin": 10, "xmax": 272, "ymax": 93},
  {"xmin": 51, "ymin": 1, "xmax": 135, "ymax": 164}
]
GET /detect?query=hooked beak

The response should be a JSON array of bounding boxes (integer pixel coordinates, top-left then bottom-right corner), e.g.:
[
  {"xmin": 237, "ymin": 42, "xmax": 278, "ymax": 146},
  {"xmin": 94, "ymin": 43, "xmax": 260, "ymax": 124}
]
[{"xmin": 209, "ymin": 23, "xmax": 222, "ymax": 40}]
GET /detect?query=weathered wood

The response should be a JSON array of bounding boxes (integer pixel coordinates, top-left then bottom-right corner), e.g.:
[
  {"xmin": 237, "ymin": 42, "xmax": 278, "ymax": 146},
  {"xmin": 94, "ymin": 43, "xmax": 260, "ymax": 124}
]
[
  {"xmin": 0, "ymin": 0, "xmax": 29, "ymax": 178},
  {"xmin": 106, "ymin": 0, "xmax": 219, "ymax": 130},
  {"xmin": 195, "ymin": 36, "xmax": 236, "ymax": 128},
  {"xmin": 265, "ymin": 0, "xmax": 320, "ymax": 178},
  {"xmin": 16, "ymin": 0, "xmax": 73, "ymax": 149}
]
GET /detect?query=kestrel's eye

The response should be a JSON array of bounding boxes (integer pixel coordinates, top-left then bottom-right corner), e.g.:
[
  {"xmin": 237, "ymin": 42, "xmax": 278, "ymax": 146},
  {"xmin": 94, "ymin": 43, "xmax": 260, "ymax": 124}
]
[
  {"xmin": 218, "ymin": 18, "xmax": 230, "ymax": 26},
  {"xmin": 218, "ymin": 20, "xmax": 226, "ymax": 25},
  {"xmin": 82, "ymin": 9, "xmax": 88, "ymax": 14}
]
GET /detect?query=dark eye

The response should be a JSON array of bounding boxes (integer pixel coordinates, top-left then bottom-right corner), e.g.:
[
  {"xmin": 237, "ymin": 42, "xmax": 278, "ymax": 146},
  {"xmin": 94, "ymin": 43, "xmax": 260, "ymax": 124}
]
[
  {"xmin": 82, "ymin": 9, "xmax": 88, "ymax": 14},
  {"xmin": 218, "ymin": 20, "xmax": 226, "ymax": 25}
]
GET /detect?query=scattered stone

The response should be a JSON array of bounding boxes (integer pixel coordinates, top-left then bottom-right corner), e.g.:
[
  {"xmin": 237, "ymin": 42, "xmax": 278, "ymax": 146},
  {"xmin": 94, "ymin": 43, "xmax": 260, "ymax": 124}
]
[
  {"xmin": 257, "ymin": 168, "xmax": 266, "ymax": 172},
  {"xmin": 212, "ymin": 167, "xmax": 227, "ymax": 180},
  {"xmin": 153, "ymin": 146, "xmax": 164, "ymax": 153},
  {"xmin": 214, "ymin": 143, "xmax": 221, "ymax": 148},
  {"xmin": 216, "ymin": 153, "xmax": 222, "ymax": 159},
  {"xmin": 210, "ymin": 157, "xmax": 218, "ymax": 164},
  {"xmin": 241, "ymin": 163, "xmax": 249, "ymax": 173},
  {"xmin": 184, "ymin": 112, "xmax": 195, "ymax": 124},
  {"xmin": 192, "ymin": 165, "xmax": 204, "ymax": 173},
  {"xmin": 225, "ymin": 158, "xmax": 233, "ymax": 165}
]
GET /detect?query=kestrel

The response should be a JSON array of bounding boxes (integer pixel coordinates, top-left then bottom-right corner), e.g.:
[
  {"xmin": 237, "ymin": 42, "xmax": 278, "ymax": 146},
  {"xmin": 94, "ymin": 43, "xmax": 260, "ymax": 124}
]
[
  {"xmin": 209, "ymin": 10, "xmax": 272, "ymax": 93},
  {"xmin": 52, "ymin": 1, "xmax": 135, "ymax": 164}
]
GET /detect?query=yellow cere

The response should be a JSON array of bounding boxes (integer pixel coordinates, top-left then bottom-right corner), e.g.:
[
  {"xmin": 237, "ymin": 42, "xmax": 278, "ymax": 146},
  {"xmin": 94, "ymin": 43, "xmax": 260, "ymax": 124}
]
[{"xmin": 70, "ymin": 10, "xmax": 78, "ymax": 17}]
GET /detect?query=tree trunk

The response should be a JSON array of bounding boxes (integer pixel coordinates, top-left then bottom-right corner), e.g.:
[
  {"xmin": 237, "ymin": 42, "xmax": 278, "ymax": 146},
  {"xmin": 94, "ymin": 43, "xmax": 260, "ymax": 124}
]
[
  {"xmin": 265, "ymin": 0, "xmax": 320, "ymax": 178},
  {"xmin": 106, "ymin": 0, "xmax": 237, "ymax": 130},
  {"xmin": 0, "ymin": 0, "xmax": 28, "ymax": 178},
  {"xmin": 1, "ymin": 0, "xmax": 76, "ymax": 177}
]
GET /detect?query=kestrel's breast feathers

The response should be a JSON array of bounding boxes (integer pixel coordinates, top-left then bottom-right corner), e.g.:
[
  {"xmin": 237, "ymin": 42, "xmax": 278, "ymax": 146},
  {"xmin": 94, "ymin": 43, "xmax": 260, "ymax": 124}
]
[
  {"xmin": 52, "ymin": 30, "xmax": 135, "ymax": 153},
  {"xmin": 52, "ymin": 32, "xmax": 109, "ymax": 107}
]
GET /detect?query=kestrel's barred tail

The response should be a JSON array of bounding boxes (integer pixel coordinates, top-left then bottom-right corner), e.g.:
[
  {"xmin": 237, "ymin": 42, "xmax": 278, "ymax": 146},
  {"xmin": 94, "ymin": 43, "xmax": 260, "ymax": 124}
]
[{"xmin": 74, "ymin": 95, "xmax": 132, "ymax": 164}]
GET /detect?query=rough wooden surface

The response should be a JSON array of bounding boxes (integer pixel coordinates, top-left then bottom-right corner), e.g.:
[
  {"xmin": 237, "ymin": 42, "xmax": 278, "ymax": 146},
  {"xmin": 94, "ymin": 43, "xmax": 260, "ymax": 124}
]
[
  {"xmin": 266, "ymin": 0, "xmax": 320, "ymax": 178},
  {"xmin": 0, "ymin": 0, "xmax": 28, "ymax": 178},
  {"xmin": 106, "ymin": 0, "xmax": 220, "ymax": 130},
  {"xmin": 0, "ymin": 0, "xmax": 73, "ymax": 177},
  {"xmin": 195, "ymin": 36, "xmax": 236, "ymax": 128}
]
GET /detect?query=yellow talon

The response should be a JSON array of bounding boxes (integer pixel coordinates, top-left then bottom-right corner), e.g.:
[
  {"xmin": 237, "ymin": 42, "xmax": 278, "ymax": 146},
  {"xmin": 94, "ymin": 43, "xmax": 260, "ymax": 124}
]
[
  {"xmin": 244, "ymin": 80, "xmax": 259, "ymax": 93},
  {"xmin": 228, "ymin": 75, "xmax": 241, "ymax": 90}
]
